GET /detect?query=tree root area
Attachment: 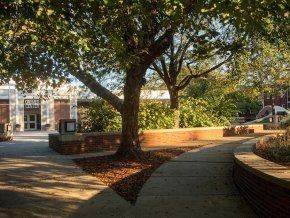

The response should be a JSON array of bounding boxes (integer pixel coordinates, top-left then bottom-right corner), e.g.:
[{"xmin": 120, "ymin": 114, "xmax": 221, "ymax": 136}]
[{"xmin": 74, "ymin": 146, "xmax": 202, "ymax": 204}]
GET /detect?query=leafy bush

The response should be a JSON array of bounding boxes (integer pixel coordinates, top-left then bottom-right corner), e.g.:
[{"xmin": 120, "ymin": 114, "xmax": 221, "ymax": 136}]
[
  {"xmin": 179, "ymin": 97, "xmax": 237, "ymax": 128},
  {"xmin": 179, "ymin": 98, "xmax": 214, "ymax": 127},
  {"xmin": 139, "ymin": 101, "xmax": 174, "ymax": 130},
  {"xmin": 79, "ymin": 100, "xmax": 174, "ymax": 132},
  {"xmin": 256, "ymin": 114, "xmax": 290, "ymax": 164},
  {"xmin": 79, "ymin": 97, "xmax": 238, "ymax": 132},
  {"xmin": 280, "ymin": 115, "xmax": 290, "ymax": 129},
  {"xmin": 78, "ymin": 100, "xmax": 121, "ymax": 132},
  {"xmin": 255, "ymin": 128, "xmax": 290, "ymax": 164}
]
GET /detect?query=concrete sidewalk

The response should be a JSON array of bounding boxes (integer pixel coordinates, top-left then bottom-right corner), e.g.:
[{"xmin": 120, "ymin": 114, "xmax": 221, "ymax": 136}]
[
  {"xmin": 0, "ymin": 132, "xmax": 130, "ymax": 218},
  {"xmin": 71, "ymin": 136, "xmax": 259, "ymax": 218},
  {"xmin": 0, "ymin": 131, "xmax": 258, "ymax": 218},
  {"xmin": 123, "ymin": 137, "xmax": 258, "ymax": 218}
]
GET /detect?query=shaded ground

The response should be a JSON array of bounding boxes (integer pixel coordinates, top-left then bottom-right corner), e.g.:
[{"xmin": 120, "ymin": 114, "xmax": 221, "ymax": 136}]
[
  {"xmin": 74, "ymin": 146, "xmax": 202, "ymax": 204},
  {"xmin": 0, "ymin": 132, "xmax": 126, "ymax": 218},
  {"xmin": 0, "ymin": 131, "xmax": 268, "ymax": 218}
]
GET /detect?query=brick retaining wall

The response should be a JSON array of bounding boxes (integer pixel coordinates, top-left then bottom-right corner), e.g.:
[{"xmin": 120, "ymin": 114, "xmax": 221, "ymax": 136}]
[
  {"xmin": 233, "ymin": 138, "xmax": 290, "ymax": 217},
  {"xmin": 139, "ymin": 127, "xmax": 225, "ymax": 146},
  {"xmin": 49, "ymin": 132, "xmax": 121, "ymax": 155},
  {"xmin": 49, "ymin": 124, "xmax": 263, "ymax": 155}
]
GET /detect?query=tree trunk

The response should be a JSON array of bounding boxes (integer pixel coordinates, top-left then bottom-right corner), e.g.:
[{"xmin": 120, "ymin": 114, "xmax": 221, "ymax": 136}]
[
  {"xmin": 270, "ymin": 94, "xmax": 276, "ymax": 123},
  {"xmin": 169, "ymin": 88, "xmax": 179, "ymax": 128},
  {"xmin": 116, "ymin": 66, "xmax": 146, "ymax": 158}
]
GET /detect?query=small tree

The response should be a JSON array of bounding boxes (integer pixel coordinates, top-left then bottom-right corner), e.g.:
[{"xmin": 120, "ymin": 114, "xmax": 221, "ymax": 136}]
[
  {"xmin": 150, "ymin": 27, "xmax": 241, "ymax": 128},
  {"xmin": 185, "ymin": 73, "xmax": 239, "ymax": 123}
]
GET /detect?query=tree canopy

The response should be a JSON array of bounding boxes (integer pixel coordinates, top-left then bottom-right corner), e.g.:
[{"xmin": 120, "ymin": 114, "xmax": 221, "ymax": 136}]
[
  {"xmin": 0, "ymin": 0, "xmax": 289, "ymax": 157},
  {"xmin": 150, "ymin": 15, "xmax": 244, "ymax": 127},
  {"xmin": 235, "ymin": 39, "xmax": 290, "ymax": 114}
]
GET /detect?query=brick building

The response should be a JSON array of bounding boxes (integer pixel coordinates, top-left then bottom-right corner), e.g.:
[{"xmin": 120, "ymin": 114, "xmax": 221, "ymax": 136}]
[
  {"xmin": 0, "ymin": 83, "xmax": 77, "ymax": 131},
  {"xmin": 263, "ymin": 87, "xmax": 290, "ymax": 109}
]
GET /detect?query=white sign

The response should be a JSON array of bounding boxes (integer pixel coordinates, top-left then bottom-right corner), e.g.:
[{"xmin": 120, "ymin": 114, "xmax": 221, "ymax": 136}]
[
  {"xmin": 66, "ymin": 122, "xmax": 75, "ymax": 132},
  {"xmin": 24, "ymin": 99, "xmax": 40, "ymax": 109}
]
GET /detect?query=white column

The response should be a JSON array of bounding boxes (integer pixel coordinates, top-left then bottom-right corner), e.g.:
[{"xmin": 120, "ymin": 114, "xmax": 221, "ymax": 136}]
[
  {"xmin": 49, "ymin": 97, "xmax": 55, "ymax": 129},
  {"xmin": 18, "ymin": 95, "xmax": 24, "ymax": 131},
  {"xmin": 70, "ymin": 89, "xmax": 77, "ymax": 120},
  {"xmin": 15, "ymin": 89, "xmax": 19, "ymax": 124},
  {"xmin": 41, "ymin": 99, "xmax": 46, "ymax": 130},
  {"xmin": 8, "ymin": 86, "xmax": 16, "ymax": 125},
  {"xmin": 46, "ymin": 100, "xmax": 49, "ymax": 123}
]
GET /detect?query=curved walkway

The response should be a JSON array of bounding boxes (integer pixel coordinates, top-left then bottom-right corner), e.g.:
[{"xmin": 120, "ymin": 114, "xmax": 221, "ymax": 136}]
[
  {"xmin": 124, "ymin": 138, "xmax": 258, "ymax": 218},
  {"xmin": 0, "ymin": 132, "xmax": 260, "ymax": 217}
]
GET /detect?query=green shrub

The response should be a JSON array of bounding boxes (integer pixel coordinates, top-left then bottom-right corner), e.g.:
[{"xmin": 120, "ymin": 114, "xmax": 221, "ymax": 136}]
[
  {"xmin": 79, "ymin": 99, "xmax": 174, "ymax": 132},
  {"xmin": 79, "ymin": 99, "xmax": 121, "ymax": 132},
  {"xmin": 179, "ymin": 97, "xmax": 237, "ymax": 128},
  {"xmin": 179, "ymin": 98, "xmax": 214, "ymax": 127},
  {"xmin": 139, "ymin": 101, "xmax": 174, "ymax": 130},
  {"xmin": 280, "ymin": 115, "xmax": 290, "ymax": 128},
  {"xmin": 79, "ymin": 96, "xmax": 238, "ymax": 132},
  {"xmin": 255, "ymin": 128, "xmax": 290, "ymax": 164}
]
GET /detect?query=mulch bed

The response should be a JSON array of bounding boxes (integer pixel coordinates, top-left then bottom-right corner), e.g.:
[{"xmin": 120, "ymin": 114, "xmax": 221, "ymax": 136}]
[
  {"xmin": 255, "ymin": 148, "xmax": 290, "ymax": 167},
  {"xmin": 74, "ymin": 145, "xmax": 202, "ymax": 204},
  {"xmin": 255, "ymin": 137, "xmax": 290, "ymax": 167}
]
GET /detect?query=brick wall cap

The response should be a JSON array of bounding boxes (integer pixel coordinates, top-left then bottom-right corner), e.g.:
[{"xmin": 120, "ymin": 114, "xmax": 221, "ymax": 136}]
[
  {"xmin": 49, "ymin": 124, "xmax": 263, "ymax": 136},
  {"xmin": 234, "ymin": 136, "xmax": 290, "ymax": 190},
  {"xmin": 140, "ymin": 124, "xmax": 263, "ymax": 134},
  {"xmin": 81, "ymin": 132, "xmax": 121, "ymax": 136},
  {"xmin": 140, "ymin": 126, "xmax": 226, "ymax": 133}
]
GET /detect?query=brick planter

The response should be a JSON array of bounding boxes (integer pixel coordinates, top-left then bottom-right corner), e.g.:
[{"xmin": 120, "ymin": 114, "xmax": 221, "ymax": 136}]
[
  {"xmin": 233, "ymin": 137, "xmax": 290, "ymax": 217},
  {"xmin": 49, "ymin": 125, "xmax": 264, "ymax": 155},
  {"xmin": 49, "ymin": 132, "xmax": 121, "ymax": 155}
]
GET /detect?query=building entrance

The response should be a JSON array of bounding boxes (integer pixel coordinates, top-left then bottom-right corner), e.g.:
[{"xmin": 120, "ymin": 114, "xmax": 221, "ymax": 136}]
[
  {"xmin": 24, "ymin": 114, "xmax": 37, "ymax": 130},
  {"xmin": 24, "ymin": 99, "xmax": 41, "ymax": 131}
]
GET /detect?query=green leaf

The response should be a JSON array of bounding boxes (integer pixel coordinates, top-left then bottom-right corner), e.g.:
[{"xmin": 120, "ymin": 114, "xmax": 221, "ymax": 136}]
[
  {"xmin": 30, "ymin": 34, "xmax": 38, "ymax": 41},
  {"xmin": 46, "ymin": 9, "xmax": 54, "ymax": 16}
]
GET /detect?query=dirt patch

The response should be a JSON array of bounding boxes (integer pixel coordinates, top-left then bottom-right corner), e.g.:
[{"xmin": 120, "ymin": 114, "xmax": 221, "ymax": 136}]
[{"xmin": 74, "ymin": 145, "xmax": 202, "ymax": 204}]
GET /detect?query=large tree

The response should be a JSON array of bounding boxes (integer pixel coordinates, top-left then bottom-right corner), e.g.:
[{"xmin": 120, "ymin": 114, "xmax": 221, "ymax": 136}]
[
  {"xmin": 238, "ymin": 39, "xmax": 290, "ymax": 117},
  {"xmin": 0, "ymin": 0, "xmax": 289, "ymax": 157},
  {"xmin": 0, "ymin": 1, "xmax": 202, "ymax": 157}
]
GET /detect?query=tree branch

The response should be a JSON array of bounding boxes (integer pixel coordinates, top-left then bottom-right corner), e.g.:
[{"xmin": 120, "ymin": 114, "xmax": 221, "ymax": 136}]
[
  {"xmin": 177, "ymin": 55, "xmax": 233, "ymax": 91},
  {"xmin": 177, "ymin": 39, "xmax": 191, "ymax": 74},
  {"xmin": 69, "ymin": 66, "xmax": 124, "ymax": 113},
  {"xmin": 160, "ymin": 57, "xmax": 172, "ymax": 84},
  {"xmin": 141, "ymin": 29, "xmax": 174, "ymax": 67},
  {"xmin": 152, "ymin": 62, "xmax": 165, "ymax": 81},
  {"xmin": 139, "ymin": 1, "xmax": 199, "ymax": 69}
]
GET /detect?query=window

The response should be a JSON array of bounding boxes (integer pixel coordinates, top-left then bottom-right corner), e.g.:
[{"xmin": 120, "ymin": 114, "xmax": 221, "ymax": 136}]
[{"xmin": 0, "ymin": 100, "xmax": 9, "ymax": 123}]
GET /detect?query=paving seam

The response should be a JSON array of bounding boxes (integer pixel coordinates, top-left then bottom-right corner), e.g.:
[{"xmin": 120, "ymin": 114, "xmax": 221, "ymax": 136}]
[
  {"xmin": 138, "ymin": 194, "xmax": 242, "ymax": 197},
  {"xmin": 150, "ymin": 176, "xmax": 232, "ymax": 178},
  {"xmin": 169, "ymin": 160, "xmax": 233, "ymax": 163},
  {"xmin": 0, "ymin": 174, "xmax": 95, "ymax": 183}
]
